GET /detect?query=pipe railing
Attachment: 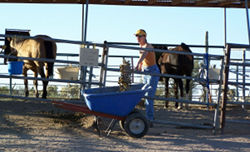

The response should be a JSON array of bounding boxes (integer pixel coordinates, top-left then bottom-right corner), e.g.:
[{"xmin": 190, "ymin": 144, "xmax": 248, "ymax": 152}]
[
  {"xmin": 0, "ymin": 37, "xmax": 226, "ymax": 99},
  {"xmin": 0, "ymin": 34, "xmax": 224, "ymax": 58},
  {"xmin": 2, "ymin": 35, "xmax": 243, "ymax": 131}
]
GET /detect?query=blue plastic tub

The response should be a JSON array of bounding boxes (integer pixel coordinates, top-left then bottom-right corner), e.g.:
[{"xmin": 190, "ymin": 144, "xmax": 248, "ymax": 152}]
[
  {"xmin": 82, "ymin": 84, "xmax": 151, "ymax": 117},
  {"xmin": 8, "ymin": 61, "xmax": 24, "ymax": 75}
]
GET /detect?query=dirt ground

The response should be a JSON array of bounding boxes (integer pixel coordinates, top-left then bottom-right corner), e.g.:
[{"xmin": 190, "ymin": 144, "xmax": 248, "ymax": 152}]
[{"xmin": 0, "ymin": 98, "xmax": 249, "ymax": 152}]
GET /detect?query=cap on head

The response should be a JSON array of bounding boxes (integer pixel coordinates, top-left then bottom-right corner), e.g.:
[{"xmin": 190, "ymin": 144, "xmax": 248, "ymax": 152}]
[{"xmin": 135, "ymin": 29, "xmax": 147, "ymax": 37}]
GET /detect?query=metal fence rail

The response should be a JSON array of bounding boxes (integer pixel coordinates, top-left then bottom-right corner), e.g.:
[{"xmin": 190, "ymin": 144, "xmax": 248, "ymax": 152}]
[
  {"xmin": 103, "ymin": 41, "xmax": 226, "ymax": 132},
  {"xmin": 1, "ymin": 34, "xmax": 249, "ymax": 133},
  {"xmin": 220, "ymin": 43, "xmax": 250, "ymax": 133}
]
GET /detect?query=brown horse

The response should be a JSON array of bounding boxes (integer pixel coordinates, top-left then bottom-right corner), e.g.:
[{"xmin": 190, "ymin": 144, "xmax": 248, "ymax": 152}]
[
  {"xmin": 154, "ymin": 43, "xmax": 194, "ymax": 109},
  {"xmin": 5, "ymin": 35, "xmax": 57, "ymax": 99}
]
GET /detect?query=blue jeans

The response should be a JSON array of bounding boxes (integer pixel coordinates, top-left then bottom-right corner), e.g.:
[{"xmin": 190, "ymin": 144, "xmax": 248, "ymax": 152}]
[{"xmin": 142, "ymin": 64, "xmax": 160, "ymax": 121}]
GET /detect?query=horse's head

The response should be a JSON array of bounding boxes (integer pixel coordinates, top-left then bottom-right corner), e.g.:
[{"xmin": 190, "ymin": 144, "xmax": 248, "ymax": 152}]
[
  {"xmin": 152, "ymin": 44, "xmax": 169, "ymax": 81},
  {"xmin": 3, "ymin": 37, "xmax": 18, "ymax": 64},
  {"xmin": 3, "ymin": 37, "xmax": 12, "ymax": 64},
  {"xmin": 153, "ymin": 44, "xmax": 168, "ymax": 66}
]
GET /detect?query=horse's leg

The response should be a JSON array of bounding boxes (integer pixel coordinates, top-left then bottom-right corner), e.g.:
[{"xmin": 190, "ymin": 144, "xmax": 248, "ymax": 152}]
[
  {"xmin": 33, "ymin": 71, "xmax": 39, "ymax": 98},
  {"xmin": 45, "ymin": 63, "xmax": 49, "ymax": 78},
  {"xmin": 23, "ymin": 67, "xmax": 29, "ymax": 97},
  {"xmin": 38, "ymin": 66, "xmax": 48, "ymax": 99},
  {"xmin": 173, "ymin": 79, "xmax": 179, "ymax": 108},
  {"xmin": 164, "ymin": 77, "xmax": 169, "ymax": 108},
  {"xmin": 185, "ymin": 77, "xmax": 192, "ymax": 98},
  {"xmin": 185, "ymin": 78, "xmax": 191, "ymax": 108},
  {"xmin": 177, "ymin": 79, "xmax": 184, "ymax": 109}
]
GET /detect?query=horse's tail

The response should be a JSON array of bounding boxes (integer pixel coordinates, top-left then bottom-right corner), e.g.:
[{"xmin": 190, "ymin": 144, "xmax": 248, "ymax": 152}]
[{"xmin": 44, "ymin": 40, "xmax": 56, "ymax": 77}]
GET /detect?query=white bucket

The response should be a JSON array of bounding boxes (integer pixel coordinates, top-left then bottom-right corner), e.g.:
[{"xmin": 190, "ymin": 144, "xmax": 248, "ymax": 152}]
[{"xmin": 56, "ymin": 66, "xmax": 79, "ymax": 80}]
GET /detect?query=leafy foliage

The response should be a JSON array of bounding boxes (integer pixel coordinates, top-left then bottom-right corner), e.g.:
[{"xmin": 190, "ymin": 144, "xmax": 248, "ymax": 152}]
[
  {"xmin": 60, "ymin": 84, "xmax": 80, "ymax": 98},
  {"xmin": 47, "ymin": 85, "xmax": 59, "ymax": 97},
  {"xmin": 0, "ymin": 86, "xmax": 9, "ymax": 94}
]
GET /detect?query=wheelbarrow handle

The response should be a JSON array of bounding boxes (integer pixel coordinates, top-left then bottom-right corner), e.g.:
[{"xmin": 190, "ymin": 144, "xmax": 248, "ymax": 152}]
[{"xmin": 142, "ymin": 84, "xmax": 152, "ymax": 92}]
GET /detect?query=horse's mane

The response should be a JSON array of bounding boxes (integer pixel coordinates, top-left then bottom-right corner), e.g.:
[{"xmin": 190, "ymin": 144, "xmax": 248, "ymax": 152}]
[
  {"xmin": 152, "ymin": 44, "xmax": 168, "ymax": 50},
  {"xmin": 180, "ymin": 43, "xmax": 192, "ymax": 52},
  {"xmin": 171, "ymin": 43, "xmax": 192, "ymax": 53},
  {"xmin": 152, "ymin": 44, "xmax": 168, "ymax": 63},
  {"xmin": 11, "ymin": 37, "xmax": 27, "ymax": 44}
]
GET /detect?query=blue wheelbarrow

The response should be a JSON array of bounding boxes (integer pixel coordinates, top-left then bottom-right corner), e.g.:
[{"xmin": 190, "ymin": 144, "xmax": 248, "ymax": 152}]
[{"xmin": 53, "ymin": 84, "xmax": 151, "ymax": 138}]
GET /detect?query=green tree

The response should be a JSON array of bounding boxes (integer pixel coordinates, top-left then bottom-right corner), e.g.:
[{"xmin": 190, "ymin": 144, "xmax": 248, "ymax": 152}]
[
  {"xmin": 47, "ymin": 85, "xmax": 59, "ymax": 97},
  {"xmin": 60, "ymin": 84, "xmax": 80, "ymax": 98},
  {"xmin": 0, "ymin": 86, "xmax": 9, "ymax": 94}
]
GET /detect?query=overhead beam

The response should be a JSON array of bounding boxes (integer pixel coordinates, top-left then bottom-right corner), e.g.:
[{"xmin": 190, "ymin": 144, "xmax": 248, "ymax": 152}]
[
  {"xmin": 194, "ymin": 0, "xmax": 216, "ymax": 6},
  {"xmin": 218, "ymin": 0, "xmax": 242, "ymax": 7},
  {"xmin": 172, "ymin": 0, "xmax": 183, "ymax": 5},
  {"xmin": 148, "ymin": 0, "xmax": 157, "ymax": 5},
  {"xmin": 125, "ymin": 0, "xmax": 131, "ymax": 4},
  {"xmin": 0, "ymin": 0, "xmax": 249, "ymax": 8}
]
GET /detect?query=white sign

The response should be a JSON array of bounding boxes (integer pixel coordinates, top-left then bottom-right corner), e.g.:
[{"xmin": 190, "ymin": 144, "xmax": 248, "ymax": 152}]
[{"xmin": 79, "ymin": 48, "xmax": 99, "ymax": 66}]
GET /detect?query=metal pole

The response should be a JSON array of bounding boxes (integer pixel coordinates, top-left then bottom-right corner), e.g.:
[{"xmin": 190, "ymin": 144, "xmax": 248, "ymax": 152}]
[
  {"xmin": 245, "ymin": 0, "xmax": 250, "ymax": 45},
  {"xmin": 205, "ymin": 31, "xmax": 209, "ymax": 54},
  {"xmin": 224, "ymin": 8, "xmax": 227, "ymax": 47},
  {"xmin": 9, "ymin": 75, "xmax": 12, "ymax": 95},
  {"xmin": 84, "ymin": 0, "xmax": 89, "ymax": 43},
  {"xmin": 81, "ymin": 3, "xmax": 85, "ymax": 42},
  {"xmin": 80, "ymin": 3, "xmax": 85, "ymax": 99},
  {"xmin": 84, "ymin": 0, "xmax": 91, "ymax": 89},
  {"xmin": 242, "ymin": 49, "xmax": 246, "ymax": 109},
  {"xmin": 205, "ymin": 31, "xmax": 210, "ymax": 107},
  {"xmin": 236, "ymin": 65, "xmax": 239, "ymax": 102},
  {"xmin": 87, "ymin": 44, "xmax": 93, "ymax": 89}
]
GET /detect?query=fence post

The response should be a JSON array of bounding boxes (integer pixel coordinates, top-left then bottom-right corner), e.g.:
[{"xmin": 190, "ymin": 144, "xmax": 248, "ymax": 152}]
[
  {"xmin": 99, "ymin": 41, "xmax": 109, "ymax": 87},
  {"xmin": 87, "ymin": 44, "xmax": 94, "ymax": 89},
  {"xmin": 79, "ymin": 44, "xmax": 89, "ymax": 99},
  {"xmin": 213, "ymin": 56, "xmax": 224, "ymax": 133},
  {"xmin": 130, "ymin": 57, "xmax": 134, "ymax": 83},
  {"xmin": 236, "ymin": 65, "xmax": 239, "ymax": 102},
  {"xmin": 242, "ymin": 49, "xmax": 246, "ymax": 109},
  {"xmin": 9, "ymin": 75, "xmax": 13, "ymax": 95},
  {"xmin": 204, "ymin": 31, "xmax": 212, "ymax": 107},
  {"xmin": 220, "ymin": 44, "xmax": 231, "ymax": 134}
]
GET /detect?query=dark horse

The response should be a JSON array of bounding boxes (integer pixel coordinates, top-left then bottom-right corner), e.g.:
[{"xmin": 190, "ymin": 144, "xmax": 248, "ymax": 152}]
[
  {"xmin": 153, "ymin": 43, "xmax": 194, "ymax": 108},
  {"xmin": 4, "ymin": 35, "xmax": 57, "ymax": 99}
]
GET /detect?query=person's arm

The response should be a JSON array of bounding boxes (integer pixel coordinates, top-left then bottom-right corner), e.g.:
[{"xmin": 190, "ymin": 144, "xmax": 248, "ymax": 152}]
[{"xmin": 135, "ymin": 51, "xmax": 148, "ymax": 71}]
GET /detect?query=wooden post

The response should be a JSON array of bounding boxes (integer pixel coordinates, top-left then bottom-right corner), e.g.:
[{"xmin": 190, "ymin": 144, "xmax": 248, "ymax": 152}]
[
  {"xmin": 220, "ymin": 44, "xmax": 231, "ymax": 134},
  {"xmin": 213, "ymin": 56, "xmax": 225, "ymax": 133},
  {"xmin": 99, "ymin": 41, "xmax": 109, "ymax": 87}
]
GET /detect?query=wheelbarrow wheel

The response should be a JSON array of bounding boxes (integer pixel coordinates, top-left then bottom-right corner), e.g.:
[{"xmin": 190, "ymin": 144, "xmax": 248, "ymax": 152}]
[
  {"xmin": 130, "ymin": 108, "xmax": 140, "ymax": 114},
  {"xmin": 124, "ymin": 112, "xmax": 149, "ymax": 138},
  {"xmin": 119, "ymin": 109, "xmax": 140, "ymax": 131}
]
